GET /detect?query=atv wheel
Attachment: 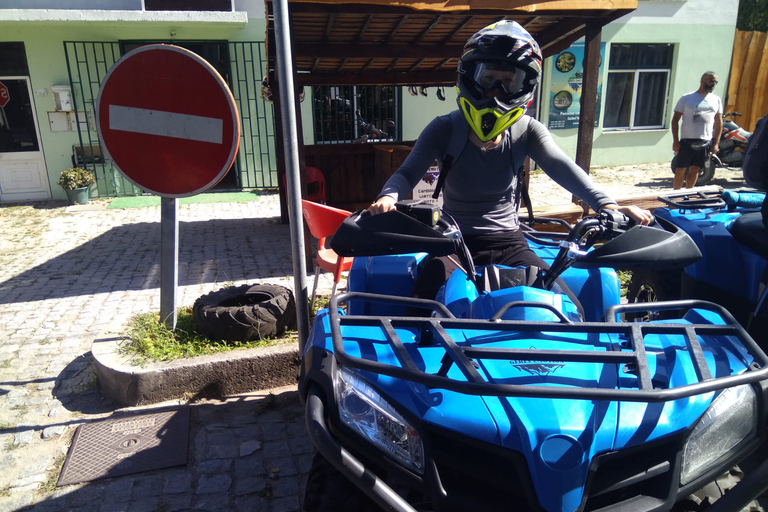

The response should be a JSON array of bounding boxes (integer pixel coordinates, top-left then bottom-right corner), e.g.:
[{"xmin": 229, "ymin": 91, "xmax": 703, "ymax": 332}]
[
  {"xmin": 303, "ymin": 453, "xmax": 383, "ymax": 512},
  {"xmin": 193, "ymin": 284, "xmax": 297, "ymax": 341},
  {"xmin": 626, "ymin": 270, "xmax": 682, "ymax": 322}
]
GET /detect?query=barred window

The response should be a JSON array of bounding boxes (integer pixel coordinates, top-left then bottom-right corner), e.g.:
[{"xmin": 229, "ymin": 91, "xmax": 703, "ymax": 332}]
[{"xmin": 312, "ymin": 85, "xmax": 401, "ymax": 144}]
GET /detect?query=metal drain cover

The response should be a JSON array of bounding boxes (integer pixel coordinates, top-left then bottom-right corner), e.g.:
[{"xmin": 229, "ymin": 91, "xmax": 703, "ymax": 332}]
[{"xmin": 57, "ymin": 408, "xmax": 190, "ymax": 486}]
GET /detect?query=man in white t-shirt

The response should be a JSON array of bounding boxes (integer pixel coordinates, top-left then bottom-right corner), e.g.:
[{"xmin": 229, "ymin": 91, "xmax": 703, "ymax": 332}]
[{"xmin": 671, "ymin": 72, "xmax": 723, "ymax": 189}]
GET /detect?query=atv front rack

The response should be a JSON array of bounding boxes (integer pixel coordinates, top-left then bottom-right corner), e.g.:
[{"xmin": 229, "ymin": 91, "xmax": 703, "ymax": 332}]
[{"xmin": 328, "ymin": 292, "xmax": 768, "ymax": 402}]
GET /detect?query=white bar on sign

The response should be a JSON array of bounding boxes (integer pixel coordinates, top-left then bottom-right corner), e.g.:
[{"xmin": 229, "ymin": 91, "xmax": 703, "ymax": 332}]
[{"xmin": 109, "ymin": 105, "xmax": 223, "ymax": 144}]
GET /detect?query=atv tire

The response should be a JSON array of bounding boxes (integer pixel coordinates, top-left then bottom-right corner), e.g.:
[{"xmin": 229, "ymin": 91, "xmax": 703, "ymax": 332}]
[
  {"xmin": 671, "ymin": 155, "xmax": 716, "ymax": 186},
  {"xmin": 193, "ymin": 284, "xmax": 297, "ymax": 341},
  {"xmin": 303, "ymin": 453, "xmax": 382, "ymax": 512},
  {"xmin": 626, "ymin": 270, "xmax": 682, "ymax": 322}
]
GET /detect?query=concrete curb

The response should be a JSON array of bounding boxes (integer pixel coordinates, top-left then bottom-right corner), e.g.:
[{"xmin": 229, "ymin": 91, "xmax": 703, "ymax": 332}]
[{"xmin": 92, "ymin": 334, "xmax": 300, "ymax": 406}]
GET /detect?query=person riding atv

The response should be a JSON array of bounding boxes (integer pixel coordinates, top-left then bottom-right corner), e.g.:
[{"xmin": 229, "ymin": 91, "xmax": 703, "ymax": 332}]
[{"xmin": 368, "ymin": 20, "xmax": 653, "ymax": 313}]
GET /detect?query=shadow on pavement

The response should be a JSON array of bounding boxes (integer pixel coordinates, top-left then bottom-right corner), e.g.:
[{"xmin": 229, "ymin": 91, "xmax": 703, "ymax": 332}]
[{"xmin": 0, "ymin": 216, "xmax": 293, "ymax": 306}]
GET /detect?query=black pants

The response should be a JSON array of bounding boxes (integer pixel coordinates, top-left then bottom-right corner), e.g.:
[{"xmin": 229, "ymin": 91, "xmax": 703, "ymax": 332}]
[{"xmin": 410, "ymin": 229, "xmax": 583, "ymax": 316}]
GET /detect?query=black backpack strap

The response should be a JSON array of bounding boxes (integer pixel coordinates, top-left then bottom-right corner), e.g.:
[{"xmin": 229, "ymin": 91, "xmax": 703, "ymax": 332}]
[
  {"xmin": 520, "ymin": 177, "xmax": 534, "ymax": 225},
  {"xmin": 432, "ymin": 155, "xmax": 453, "ymax": 199}
]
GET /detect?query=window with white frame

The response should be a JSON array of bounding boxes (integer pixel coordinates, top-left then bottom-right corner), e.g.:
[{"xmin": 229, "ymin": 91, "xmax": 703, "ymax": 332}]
[{"xmin": 604, "ymin": 43, "xmax": 674, "ymax": 130}]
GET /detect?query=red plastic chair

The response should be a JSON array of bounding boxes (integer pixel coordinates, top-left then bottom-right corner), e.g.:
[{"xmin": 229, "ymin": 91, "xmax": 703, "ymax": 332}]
[
  {"xmin": 301, "ymin": 199, "xmax": 353, "ymax": 306},
  {"xmin": 282, "ymin": 166, "xmax": 326, "ymax": 204}
]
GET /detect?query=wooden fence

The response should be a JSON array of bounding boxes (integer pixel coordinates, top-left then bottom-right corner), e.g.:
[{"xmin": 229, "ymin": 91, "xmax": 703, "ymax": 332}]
[{"xmin": 725, "ymin": 30, "xmax": 768, "ymax": 132}]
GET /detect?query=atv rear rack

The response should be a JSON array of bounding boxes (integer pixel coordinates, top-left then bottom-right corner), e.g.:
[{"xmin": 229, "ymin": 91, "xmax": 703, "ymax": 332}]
[{"xmin": 328, "ymin": 292, "xmax": 768, "ymax": 402}]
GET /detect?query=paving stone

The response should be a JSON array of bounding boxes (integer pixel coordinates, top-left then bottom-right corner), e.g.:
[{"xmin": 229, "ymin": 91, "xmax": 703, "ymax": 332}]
[
  {"xmin": 126, "ymin": 497, "xmax": 160, "ymax": 512},
  {"xmin": 103, "ymin": 479, "xmax": 134, "ymax": 503},
  {"xmin": 240, "ymin": 440, "xmax": 262, "ymax": 457},
  {"xmin": 132, "ymin": 476, "xmax": 164, "ymax": 499},
  {"xmin": 234, "ymin": 476, "xmax": 267, "ymax": 496},
  {"xmin": 164, "ymin": 474, "xmax": 193, "ymax": 495},
  {"xmin": 160, "ymin": 495, "xmax": 193, "ymax": 512},
  {"xmin": 41, "ymin": 425, "xmax": 66, "ymax": 438},
  {"xmin": 196, "ymin": 474, "xmax": 232, "ymax": 494},
  {"xmin": 270, "ymin": 476, "xmax": 299, "ymax": 498},
  {"xmin": 205, "ymin": 444, "xmax": 239, "ymax": 460},
  {"xmin": 233, "ymin": 495, "xmax": 269, "ymax": 512},
  {"xmin": 0, "ymin": 494, "xmax": 33, "ymax": 512},
  {"xmin": 197, "ymin": 459, "xmax": 233, "ymax": 474},
  {"xmin": 13, "ymin": 429, "xmax": 36, "ymax": 445},
  {"xmin": 193, "ymin": 492, "xmax": 232, "ymax": 511}
]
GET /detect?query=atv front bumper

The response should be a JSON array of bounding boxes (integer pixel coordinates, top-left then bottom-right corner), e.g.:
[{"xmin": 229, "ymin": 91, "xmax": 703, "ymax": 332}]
[{"xmin": 306, "ymin": 383, "xmax": 768, "ymax": 512}]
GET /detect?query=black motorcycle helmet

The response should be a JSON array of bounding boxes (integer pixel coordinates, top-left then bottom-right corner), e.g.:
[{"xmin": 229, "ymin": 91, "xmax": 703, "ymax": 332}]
[{"xmin": 457, "ymin": 20, "xmax": 543, "ymax": 142}]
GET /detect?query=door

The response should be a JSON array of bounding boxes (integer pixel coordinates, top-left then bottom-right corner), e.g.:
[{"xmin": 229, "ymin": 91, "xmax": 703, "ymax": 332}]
[{"xmin": 0, "ymin": 77, "xmax": 49, "ymax": 202}]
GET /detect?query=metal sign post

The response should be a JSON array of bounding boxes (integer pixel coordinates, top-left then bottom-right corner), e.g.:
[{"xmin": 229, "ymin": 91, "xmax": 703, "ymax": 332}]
[{"xmin": 160, "ymin": 197, "xmax": 179, "ymax": 329}]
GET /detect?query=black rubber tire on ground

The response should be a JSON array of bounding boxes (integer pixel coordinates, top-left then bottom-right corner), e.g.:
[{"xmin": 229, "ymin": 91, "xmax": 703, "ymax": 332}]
[
  {"xmin": 626, "ymin": 270, "xmax": 682, "ymax": 322},
  {"xmin": 193, "ymin": 284, "xmax": 297, "ymax": 341},
  {"xmin": 670, "ymin": 155, "xmax": 716, "ymax": 186},
  {"xmin": 303, "ymin": 453, "xmax": 383, "ymax": 512}
]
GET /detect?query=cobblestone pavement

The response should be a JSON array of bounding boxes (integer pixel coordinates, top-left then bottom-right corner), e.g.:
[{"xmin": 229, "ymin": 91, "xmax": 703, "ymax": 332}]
[{"xmin": 0, "ymin": 164, "xmax": 752, "ymax": 512}]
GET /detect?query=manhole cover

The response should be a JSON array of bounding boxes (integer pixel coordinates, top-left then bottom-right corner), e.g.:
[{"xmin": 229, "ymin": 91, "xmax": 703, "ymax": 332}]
[{"xmin": 57, "ymin": 408, "xmax": 190, "ymax": 486}]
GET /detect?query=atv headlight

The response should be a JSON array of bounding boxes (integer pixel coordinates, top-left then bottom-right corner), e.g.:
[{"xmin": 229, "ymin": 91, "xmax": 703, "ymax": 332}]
[
  {"xmin": 681, "ymin": 384, "xmax": 757, "ymax": 485},
  {"xmin": 335, "ymin": 366, "xmax": 424, "ymax": 473}
]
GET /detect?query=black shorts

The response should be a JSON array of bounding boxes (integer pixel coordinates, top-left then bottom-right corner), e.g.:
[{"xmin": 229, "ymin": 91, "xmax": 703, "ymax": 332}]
[{"xmin": 677, "ymin": 139, "xmax": 710, "ymax": 169}]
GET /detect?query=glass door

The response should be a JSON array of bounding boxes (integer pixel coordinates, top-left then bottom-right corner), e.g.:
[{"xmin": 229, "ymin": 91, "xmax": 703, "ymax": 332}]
[{"xmin": 0, "ymin": 77, "xmax": 49, "ymax": 201}]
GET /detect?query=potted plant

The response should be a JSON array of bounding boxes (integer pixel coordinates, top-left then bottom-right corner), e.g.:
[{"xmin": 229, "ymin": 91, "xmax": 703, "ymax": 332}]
[{"xmin": 58, "ymin": 167, "xmax": 96, "ymax": 205}]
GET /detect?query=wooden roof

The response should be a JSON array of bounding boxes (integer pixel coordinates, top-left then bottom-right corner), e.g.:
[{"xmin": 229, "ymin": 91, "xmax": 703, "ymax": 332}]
[{"xmin": 265, "ymin": 0, "xmax": 636, "ymax": 86}]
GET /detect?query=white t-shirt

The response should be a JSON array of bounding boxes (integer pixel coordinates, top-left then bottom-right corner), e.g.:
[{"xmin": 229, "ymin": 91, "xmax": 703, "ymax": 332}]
[{"xmin": 674, "ymin": 91, "xmax": 723, "ymax": 141}]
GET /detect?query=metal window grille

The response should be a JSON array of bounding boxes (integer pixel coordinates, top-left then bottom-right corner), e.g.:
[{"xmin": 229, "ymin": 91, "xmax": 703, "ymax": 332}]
[{"xmin": 312, "ymin": 85, "xmax": 401, "ymax": 144}]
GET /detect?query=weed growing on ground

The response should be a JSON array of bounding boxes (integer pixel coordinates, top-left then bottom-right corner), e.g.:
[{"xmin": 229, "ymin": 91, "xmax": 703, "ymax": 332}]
[
  {"xmin": 123, "ymin": 307, "xmax": 295, "ymax": 364},
  {"xmin": 617, "ymin": 270, "xmax": 632, "ymax": 298},
  {"xmin": 39, "ymin": 454, "xmax": 67, "ymax": 493}
]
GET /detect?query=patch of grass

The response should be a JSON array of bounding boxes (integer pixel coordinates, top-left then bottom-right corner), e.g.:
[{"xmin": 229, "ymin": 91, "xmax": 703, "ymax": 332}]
[
  {"xmin": 122, "ymin": 307, "xmax": 294, "ymax": 364},
  {"xmin": 617, "ymin": 270, "xmax": 632, "ymax": 298},
  {"xmin": 38, "ymin": 454, "xmax": 67, "ymax": 493}
]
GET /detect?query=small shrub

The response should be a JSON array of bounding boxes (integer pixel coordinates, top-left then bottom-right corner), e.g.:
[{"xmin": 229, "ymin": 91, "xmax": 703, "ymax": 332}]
[{"xmin": 57, "ymin": 168, "xmax": 96, "ymax": 190}]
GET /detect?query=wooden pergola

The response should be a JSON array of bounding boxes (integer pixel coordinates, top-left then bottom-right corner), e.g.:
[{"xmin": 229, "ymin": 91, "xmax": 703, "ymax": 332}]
[{"xmin": 265, "ymin": 0, "xmax": 637, "ymax": 216}]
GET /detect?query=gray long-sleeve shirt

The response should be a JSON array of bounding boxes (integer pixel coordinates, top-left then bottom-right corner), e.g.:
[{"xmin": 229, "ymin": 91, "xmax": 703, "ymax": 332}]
[{"xmin": 379, "ymin": 112, "xmax": 616, "ymax": 236}]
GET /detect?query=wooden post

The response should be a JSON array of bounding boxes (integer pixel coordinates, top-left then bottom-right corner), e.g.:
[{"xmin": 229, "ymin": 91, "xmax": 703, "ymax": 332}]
[{"xmin": 573, "ymin": 19, "xmax": 602, "ymax": 215}]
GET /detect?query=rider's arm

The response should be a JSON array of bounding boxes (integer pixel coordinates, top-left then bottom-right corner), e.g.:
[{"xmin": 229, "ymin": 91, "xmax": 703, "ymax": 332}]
[
  {"xmin": 370, "ymin": 116, "xmax": 449, "ymax": 213},
  {"xmin": 524, "ymin": 119, "xmax": 653, "ymax": 225}
]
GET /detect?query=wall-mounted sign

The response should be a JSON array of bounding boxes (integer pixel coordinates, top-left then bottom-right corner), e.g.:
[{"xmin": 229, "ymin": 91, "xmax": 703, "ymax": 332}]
[{"xmin": 548, "ymin": 42, "xmax": 606, "ymax": 130}]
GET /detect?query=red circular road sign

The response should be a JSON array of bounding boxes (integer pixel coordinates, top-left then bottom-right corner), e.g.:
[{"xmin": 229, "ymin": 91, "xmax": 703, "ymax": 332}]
[
  {"xmin": 96, "ymin": 45, "xmax": 240, "ymax": 197},
  {"xmin": 0, "ymin": 82, "xmax": 9, "ymax": 108}
]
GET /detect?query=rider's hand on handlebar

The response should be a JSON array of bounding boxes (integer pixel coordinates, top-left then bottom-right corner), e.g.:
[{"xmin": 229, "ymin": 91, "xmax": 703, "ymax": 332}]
[
  {"xmin": 600, "ymin": 204, "xmax": 654, "ymax": 226},
  {"xmin": 368, "ymin": 195, "xmax": 397, "ymax": 215}
]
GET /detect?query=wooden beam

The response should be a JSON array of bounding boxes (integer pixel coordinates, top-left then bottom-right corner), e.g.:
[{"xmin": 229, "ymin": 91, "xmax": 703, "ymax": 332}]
[
  {"xmin": 292, "ymin": 43, "xmax": 465, "ymax": 60},
  {"xmin": 295, "ymin": 69, "xmax": 457, "ymax": 86},
  {"xmin": 573, "ymin": 19, "xmax": 601, "ymax": 210}
]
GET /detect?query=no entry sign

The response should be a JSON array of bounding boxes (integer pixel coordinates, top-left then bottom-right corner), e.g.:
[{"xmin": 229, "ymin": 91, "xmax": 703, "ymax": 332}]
[
  {"xmin": 0, "ymin": 81, "xmax": 9, "ymax": 108},
  {"xmin": 96, "ymin": 45, "xmax": 240, "ymax": 197}
]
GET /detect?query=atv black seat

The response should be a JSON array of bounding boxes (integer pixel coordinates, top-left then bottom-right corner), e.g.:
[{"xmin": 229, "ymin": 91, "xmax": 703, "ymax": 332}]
[{"xmin": 730, "ymin": 212, "xmax": 768, "ymax": 259}]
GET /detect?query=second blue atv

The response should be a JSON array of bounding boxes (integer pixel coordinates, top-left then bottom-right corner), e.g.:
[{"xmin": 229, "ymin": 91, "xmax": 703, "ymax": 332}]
[
  {"xmin": 299, "ymin": 201, "xmax": 768, "ymax": 512},
  {"xmin": 627, "ymin": 189, "xmax": 768, "ymax": 348}
]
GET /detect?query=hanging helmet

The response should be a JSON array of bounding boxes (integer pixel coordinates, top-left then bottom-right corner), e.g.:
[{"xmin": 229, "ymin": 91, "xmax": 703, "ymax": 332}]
[{"xmin": 456, "ymin": 20, "xmax": 542, "ymax": 141}]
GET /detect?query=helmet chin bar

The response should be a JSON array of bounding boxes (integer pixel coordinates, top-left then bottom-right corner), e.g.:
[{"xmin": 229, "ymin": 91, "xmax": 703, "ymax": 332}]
[{"xmin": 459, "ymin": 96, "xmax": 524, "ymax": 142}]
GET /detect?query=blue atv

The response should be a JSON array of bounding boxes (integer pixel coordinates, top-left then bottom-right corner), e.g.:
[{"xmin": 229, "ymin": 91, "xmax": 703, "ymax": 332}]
[
  {"xmin": 627, "ymin": 189, "xmax": 768, "ymax": 348},
  {"xmin": 299, "ymin": 201, "xmax": 768, "ymax": 512}
]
